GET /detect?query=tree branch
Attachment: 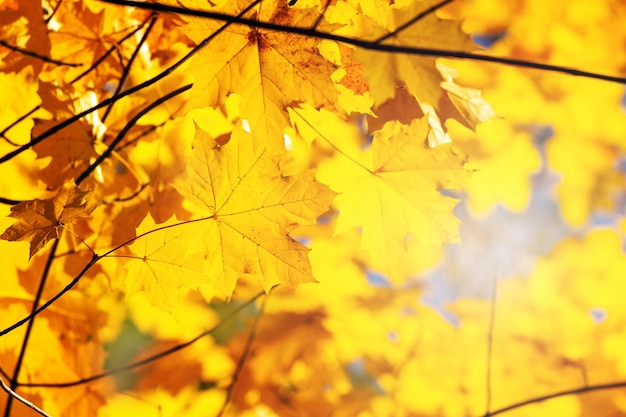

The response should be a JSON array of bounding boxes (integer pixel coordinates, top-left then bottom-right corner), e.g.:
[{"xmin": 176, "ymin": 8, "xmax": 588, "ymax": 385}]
[
  {"xmin": 101, "ymin": 16, "xmax": 157, "ymax": 122},
  {"xmin": 482, "ymin": 381, "xmax": 626, "ymax": 416},
  {"xmin": 99, "ymin": 0, "xmax": 626, "ymax": 85},
  {"xmin": 0, "ymin": 39, "xmax": 81, "ymax": 67}
]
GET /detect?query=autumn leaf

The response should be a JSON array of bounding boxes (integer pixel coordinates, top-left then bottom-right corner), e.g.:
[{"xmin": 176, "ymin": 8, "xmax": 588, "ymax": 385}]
[
  {"xmin": 170, "ymin": 122, "xmax": 335, "ymax": 299},
  {"xmin": 313, "ymin": 114, "xmax": 468, "ymax": 275},
  {"xmin": 0, "ymin": 183, "xmax": 95, "ymax": 258},
  {"xmin": 125, "ymin": 214, "xmax": 207, "ymax": 312},
  {"xmin": 179, "ymin": 0, "xmax": 339, "ymax": 148},
  {"xmin": 2, "ymin": 1, "xmax": 626, "ymax": 417}
]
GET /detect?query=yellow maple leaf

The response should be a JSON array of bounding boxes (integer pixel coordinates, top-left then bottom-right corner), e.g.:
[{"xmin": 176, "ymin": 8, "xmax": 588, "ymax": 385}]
[
  {"xmin": 315, "ymin": 116, "xmax": 468, "ymax": 274},
  {"xmin": 125, "ymin": 214, "xmax": 207, "ymax": 312},
  {"xmin": 169, "ymin": 123, "xmax": 335, "ymax": 300},
  {"xmin": 179, "ymin": 0, "xmax": 339, "ymax": 148},
  {"xmin": 0, "ymin": 183, "xmax": 95, "ymax": 258}
]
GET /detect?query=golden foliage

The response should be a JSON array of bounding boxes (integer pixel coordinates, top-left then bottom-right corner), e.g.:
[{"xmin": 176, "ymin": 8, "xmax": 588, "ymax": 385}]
[{"xmin": 0, "ymin": 0, "xmax": 625, "ymax": 416}]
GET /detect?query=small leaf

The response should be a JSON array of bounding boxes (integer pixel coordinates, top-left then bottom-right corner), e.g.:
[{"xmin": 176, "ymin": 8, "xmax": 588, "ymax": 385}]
[{"xmin": 0, "ymin": 183, "xmax": 95, "ymax": 258}]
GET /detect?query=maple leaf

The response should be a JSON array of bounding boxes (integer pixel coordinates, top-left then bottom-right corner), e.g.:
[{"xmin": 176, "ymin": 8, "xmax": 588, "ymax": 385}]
[
  {"xmin": 0, "ymin": 183, "xmax": 95, "ymax": 258},
  {"xmin": 173, "ymin": 123, "xmax": 335, "ymax": 300},
  {"xmin": 179, "ymin": 0, "xmax": 339, "ymax": 148},
  {"xmin": 125, "ymin": 214, "xmax": 207, "ymax": 312},
  {"xmin": 313, "ymin": 114, "xmax": 468, "ymax": 274}
]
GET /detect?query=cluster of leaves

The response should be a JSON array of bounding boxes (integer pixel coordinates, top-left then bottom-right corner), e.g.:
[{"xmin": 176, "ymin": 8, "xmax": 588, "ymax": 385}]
[{"xmin": 1, "ymin": 0, "xmax": 625, "ymax": 416}]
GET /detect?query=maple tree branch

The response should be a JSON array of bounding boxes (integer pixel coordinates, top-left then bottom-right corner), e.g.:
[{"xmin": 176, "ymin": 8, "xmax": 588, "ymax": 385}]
[
  {"xmin": 101, "ymin": 16, "xmax": 158, "ymax": 122},
  {"xmin": 3, "ymin": 238, "xmax": 59, "ymax": 417},
  {"xmin": 0, "ymin": 39, "xmax": 81, "ymax": 67},
  {"xmin": 99, "ymin": 0, "xmax": 626, "ymax": 85},
  {"xmin": 482, "ymin": 381, "xmax": 626, "ymax": 416},
  {"xmin": 17, "ymin": 292, "xmax": 265, "ymax": 388},
  {"xmin": 0, "ymin": 376, "xmax": 52, "ymax": 417},
  {"xmin": 0, "ymin": 0, "xmax": 260, "ymax": 165},
  {"xmin": 374, "ymin": 0, "xmax": 455, "ymax": 43},
  {"xmin": 75, "ymin": 83, "xmax": 192, "ymax": 185},
  {"xmin": 217, "ymin": 296, "xmax": 266, "ymax": 417}
]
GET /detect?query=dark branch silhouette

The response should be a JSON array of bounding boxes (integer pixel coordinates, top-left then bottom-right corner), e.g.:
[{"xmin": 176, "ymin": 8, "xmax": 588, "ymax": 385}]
[
  {"xmin": 101, "ymin": 16, "xmax": 157, "ymax": 122},
  {"xmin": 482, "ymin": 381, "xmax": 626, "ymax": 416},
  {"xmin": 99, "ymin": 0, "xmax": 626, "ymax": 85},
  {"xmin": 0, "ymin": 39, "xmax": 81, "ymax": 67}
]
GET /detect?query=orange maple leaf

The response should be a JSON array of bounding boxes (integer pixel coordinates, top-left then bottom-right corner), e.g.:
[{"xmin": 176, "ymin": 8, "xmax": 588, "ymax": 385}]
[{"xmin": 0, "ymin": 183, "xmax": 95, "ymax": 258}]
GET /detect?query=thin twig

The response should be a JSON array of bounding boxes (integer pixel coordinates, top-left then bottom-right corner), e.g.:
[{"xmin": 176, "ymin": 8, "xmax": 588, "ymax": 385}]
[
  {"xmin": 0, "ymin": 197, "xmax": 23, "ymax": 205},
  {"xmin": 375, "ymin": 0, "xmax": 455, "ymax": 43},
  {"xmin": 0, "ymin": 376, "xmax": 52, "ymax": 417},
  {"xmin": 0, "ymin": 106, "xmax": 40, "ymax": 146},
  {"xmin": 0, "ymin": 39, "xmax": 81, "ymax": 67},
  {"xmin": 44, "ymin": 0, "xmax": 64, "ymax": 25},
  {"xmin": 70, "ymin": 13, "xmax": 155, "ymax": 84},
  {"xmin": 101, "ymin": 16, "xmax": 158, "ymax": 122},
  {"xmin": 75, "ymin": 84, "xmax": 191, "ymax": 185},
  {"xmin": 217, "ymin": 296, "xmax": 266, "ymax": 417},
  {"xmin": 482, "ymin": 381, "xmax": 626, "ymax": 416}
]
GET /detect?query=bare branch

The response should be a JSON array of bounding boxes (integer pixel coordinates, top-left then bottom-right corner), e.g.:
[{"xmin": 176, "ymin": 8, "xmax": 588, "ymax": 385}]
[
  {"xmin": 0, "ymin": 39, "xmax": 81, "ymax": 67},
  {"xmin": 99, "ymin": 0, "xmax": 626, "ymax": 85},
  {"xmin": 482, "ymin": 381, "xmax": 626, "ymax": 416}
]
